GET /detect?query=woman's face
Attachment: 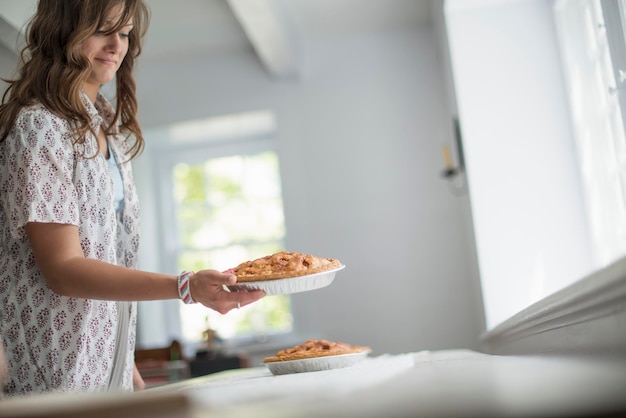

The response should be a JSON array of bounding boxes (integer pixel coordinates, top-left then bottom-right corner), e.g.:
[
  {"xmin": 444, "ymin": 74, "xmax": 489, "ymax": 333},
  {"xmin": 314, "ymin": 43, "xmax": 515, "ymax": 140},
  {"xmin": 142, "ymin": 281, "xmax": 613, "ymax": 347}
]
[{"xmin": 81, "ymin": 5, "xmax": 133, "ymax": 100}]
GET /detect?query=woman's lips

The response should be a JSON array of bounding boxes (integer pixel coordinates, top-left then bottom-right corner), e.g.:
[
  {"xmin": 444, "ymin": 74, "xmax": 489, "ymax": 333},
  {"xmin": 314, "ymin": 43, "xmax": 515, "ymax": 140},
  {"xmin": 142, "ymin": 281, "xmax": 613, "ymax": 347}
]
[{"xmin": 95, "ymin": 58, "xmax": 117, "ymax": 66}]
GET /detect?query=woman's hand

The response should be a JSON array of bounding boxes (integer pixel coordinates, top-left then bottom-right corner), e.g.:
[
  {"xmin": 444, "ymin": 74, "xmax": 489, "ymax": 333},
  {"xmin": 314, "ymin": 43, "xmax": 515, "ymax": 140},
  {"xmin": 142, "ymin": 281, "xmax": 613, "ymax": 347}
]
[
  {"xmin": 0, "ymin": 340, "xmax": 8, "ymax": 386},
  {"xmin": 188, "ymin": 270, "xmax": 265, "ymax": 314},
  {"xmin": 133, "ymin": 364, "xmax": 145, "ymax": 391}
]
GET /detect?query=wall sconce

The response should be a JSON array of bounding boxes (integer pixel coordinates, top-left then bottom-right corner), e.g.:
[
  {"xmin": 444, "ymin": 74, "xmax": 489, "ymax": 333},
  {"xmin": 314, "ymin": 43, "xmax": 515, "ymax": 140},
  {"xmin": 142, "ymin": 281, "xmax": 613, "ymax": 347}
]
[{"xmin": 440, "ymin": 117, "xmax": 465, "ymax": 179}]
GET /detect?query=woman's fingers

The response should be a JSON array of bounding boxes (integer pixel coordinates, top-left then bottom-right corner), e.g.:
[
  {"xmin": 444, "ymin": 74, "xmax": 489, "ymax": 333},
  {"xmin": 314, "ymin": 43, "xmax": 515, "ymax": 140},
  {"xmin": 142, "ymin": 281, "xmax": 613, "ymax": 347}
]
[{"xmin": 190, "ymin": 270, "xmax": 265, "ymax": 314}]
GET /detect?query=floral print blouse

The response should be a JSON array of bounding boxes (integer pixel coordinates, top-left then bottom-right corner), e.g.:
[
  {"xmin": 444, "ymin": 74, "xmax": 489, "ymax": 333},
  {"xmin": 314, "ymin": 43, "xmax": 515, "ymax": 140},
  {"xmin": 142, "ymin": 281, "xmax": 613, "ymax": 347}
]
[{"xmin": 0, "ymin": 92, "xmax": 141, "ymax": 396}]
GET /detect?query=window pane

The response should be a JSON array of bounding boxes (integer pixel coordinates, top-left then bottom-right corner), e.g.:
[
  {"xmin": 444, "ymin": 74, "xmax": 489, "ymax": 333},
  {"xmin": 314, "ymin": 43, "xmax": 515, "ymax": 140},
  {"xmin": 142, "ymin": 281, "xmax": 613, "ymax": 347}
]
[
  {"xmin": 172, "ymin": 151, "xmax": 292, "ymax": 341},
  {"xmin": 552, "ymin": 0, "xmax": 626, "ymax": 268}
]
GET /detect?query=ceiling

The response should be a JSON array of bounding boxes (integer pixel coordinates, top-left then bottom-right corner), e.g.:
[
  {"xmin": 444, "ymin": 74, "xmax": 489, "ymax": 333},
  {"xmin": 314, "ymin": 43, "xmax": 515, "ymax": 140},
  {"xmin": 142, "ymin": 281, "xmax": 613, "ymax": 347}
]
[{"xmin": 0, "ymin": 0, "xmax": 433, "ymax": 78}]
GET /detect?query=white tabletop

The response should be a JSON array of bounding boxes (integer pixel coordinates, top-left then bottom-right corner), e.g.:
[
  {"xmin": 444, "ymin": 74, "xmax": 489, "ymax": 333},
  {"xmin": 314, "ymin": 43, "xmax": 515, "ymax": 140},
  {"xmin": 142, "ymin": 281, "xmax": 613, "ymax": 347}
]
[
  {"xmin": 152, "ymin": 349, "xmax": 626, "ymax": 418},
  {"xmin": 2, "ymin": 350, "xmax": 625, "ymax": 418}
]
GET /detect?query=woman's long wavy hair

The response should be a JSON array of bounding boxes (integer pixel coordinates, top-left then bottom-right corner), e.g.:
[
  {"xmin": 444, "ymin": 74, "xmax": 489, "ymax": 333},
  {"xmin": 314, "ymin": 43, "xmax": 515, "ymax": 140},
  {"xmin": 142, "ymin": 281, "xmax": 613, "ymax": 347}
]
[{"xmin": 0, "ymin": 0, "xmax": 150, "ymax": 160}]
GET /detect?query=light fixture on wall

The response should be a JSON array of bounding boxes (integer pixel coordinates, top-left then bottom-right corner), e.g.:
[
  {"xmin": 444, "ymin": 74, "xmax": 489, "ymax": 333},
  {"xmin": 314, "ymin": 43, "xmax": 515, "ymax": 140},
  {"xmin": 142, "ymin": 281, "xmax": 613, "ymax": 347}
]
[
  {"xmin": 441, "ymin": 117, "xmax": 467, "ymax": 196},
  {"xmin": 440, "ymin": 117, "xmax": 465, "ymax": 179}
]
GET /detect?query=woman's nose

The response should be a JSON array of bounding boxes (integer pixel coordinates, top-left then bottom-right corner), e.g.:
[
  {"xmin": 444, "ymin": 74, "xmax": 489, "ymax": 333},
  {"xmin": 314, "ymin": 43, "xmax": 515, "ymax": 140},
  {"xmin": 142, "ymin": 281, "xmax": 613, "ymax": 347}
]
[{"xmin": 105, "ymin": 34, "xmax": 124, "ymax": 51}]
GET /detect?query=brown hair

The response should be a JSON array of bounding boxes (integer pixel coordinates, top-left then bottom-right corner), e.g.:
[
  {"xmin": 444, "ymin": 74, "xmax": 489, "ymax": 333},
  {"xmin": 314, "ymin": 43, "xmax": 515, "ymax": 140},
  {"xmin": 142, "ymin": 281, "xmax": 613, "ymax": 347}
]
[{"xmin": 0, "ymin": 0, "xmax": 150, "ymax": 160}]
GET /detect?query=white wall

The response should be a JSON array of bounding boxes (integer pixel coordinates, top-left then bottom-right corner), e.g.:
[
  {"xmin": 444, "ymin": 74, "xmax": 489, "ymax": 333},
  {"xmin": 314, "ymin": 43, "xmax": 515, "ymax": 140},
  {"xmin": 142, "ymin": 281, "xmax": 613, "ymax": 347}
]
[
  {"xmin": 0, "ymin": 45, "xmax": 16, "ymax": 88},
  {"xmin": 134, "ymin": 25, "xmax": 485, "ymax": 354}
]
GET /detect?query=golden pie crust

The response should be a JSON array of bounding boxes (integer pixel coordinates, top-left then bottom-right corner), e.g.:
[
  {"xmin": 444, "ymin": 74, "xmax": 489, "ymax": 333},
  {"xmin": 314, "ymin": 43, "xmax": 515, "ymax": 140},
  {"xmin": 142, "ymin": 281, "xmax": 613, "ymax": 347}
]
[
  {"xmin": 230, "ymin": 251, "xmax": 342, "ymax": 282},
  {"xmin": 263, "ymin": 339, "xmax": 371, "ymax": 363}
]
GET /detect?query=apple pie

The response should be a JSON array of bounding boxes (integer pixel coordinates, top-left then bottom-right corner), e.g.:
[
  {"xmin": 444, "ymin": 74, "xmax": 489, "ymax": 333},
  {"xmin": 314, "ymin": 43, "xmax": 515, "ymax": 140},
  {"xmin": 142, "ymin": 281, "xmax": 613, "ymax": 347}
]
[
  {"xmin": 264, "ymin": 339, "xmax": 371, "ymax": 363},
  {"xmin": 228, "ymin": 251, "xmax": 342, "ymax": 282}
]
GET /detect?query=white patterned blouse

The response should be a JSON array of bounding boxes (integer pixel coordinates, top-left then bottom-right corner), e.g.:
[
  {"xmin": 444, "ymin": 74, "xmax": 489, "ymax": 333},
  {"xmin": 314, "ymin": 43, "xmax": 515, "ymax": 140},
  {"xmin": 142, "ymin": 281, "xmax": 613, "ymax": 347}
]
[{"xmin": 0, "ymin": 92, "xmax": 141, "ymax": 396}]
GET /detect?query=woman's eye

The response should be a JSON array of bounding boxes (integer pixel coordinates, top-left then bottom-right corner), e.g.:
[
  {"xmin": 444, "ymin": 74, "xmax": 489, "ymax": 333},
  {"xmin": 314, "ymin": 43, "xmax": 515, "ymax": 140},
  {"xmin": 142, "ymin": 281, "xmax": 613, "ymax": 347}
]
[{"xmin": 94, "ymin": 29, "xmax": 129, "ymax": 39}]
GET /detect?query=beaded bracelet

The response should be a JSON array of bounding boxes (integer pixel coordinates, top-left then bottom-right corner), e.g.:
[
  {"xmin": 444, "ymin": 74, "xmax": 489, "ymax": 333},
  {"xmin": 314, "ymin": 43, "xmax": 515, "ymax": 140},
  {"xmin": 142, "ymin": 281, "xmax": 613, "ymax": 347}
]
[{"xmin": 177, "ymin": 270, "xmax": 196, "ymax": 304}]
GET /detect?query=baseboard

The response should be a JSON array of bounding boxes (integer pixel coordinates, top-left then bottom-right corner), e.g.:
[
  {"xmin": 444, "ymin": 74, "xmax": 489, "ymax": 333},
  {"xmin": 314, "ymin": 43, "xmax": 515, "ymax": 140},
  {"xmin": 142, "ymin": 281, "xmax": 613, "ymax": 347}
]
[{"xmin": 482, "ymin": 256, "xmax": 626, "ymax": 356}]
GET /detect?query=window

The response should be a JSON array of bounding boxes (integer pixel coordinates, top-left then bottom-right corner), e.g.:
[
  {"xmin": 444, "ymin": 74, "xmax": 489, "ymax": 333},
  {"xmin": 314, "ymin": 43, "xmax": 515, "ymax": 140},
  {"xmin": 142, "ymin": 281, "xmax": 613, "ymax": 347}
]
[
  {"xmin": 142, "ymin": 110, "xmax": 293, "ymax": 345},
  {"xmin": 172, "ymin": 151, "xmax": 292, "ymax": 341},
  {"xmin": 553, "ymin": 0, "xmax": 626, "ymax": 268}
]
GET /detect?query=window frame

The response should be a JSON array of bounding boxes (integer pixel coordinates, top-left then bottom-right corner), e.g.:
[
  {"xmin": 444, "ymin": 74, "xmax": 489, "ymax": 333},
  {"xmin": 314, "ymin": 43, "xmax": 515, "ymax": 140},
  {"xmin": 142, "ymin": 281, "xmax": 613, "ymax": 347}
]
[{"xmin": 135, "ymin": 114, "xmax": 297, "ymax": 352}]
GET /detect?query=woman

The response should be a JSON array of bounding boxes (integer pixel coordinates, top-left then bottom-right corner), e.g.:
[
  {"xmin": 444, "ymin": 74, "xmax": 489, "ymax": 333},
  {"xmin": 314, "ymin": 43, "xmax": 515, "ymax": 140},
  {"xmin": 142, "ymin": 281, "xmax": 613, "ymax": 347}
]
[{"xmin": 0, "ymin": 0, "xmax": 265, "ymax": 396}]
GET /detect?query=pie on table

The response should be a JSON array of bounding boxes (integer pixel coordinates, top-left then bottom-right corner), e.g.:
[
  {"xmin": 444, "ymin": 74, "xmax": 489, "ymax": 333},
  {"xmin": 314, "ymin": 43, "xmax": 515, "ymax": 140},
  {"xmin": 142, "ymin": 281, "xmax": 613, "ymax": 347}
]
[
  {"xmin": 263, "ymin": 339, "xmax": 372, "ymax": 363},
  {"xmin": 228, "ymin": 251, "xmax": 342, "ymax": 282}
]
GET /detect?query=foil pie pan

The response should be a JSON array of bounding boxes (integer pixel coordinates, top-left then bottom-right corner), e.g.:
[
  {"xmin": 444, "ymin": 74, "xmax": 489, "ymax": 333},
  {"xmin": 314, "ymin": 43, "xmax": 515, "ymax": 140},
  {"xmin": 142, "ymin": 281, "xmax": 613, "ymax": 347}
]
[
  {"xmin": 231, "ymin": 265, "xmax": 345, "ymax": 296},
  {"xmin": 265, "ymin": 351, "xmax": 370, "ymax": 375}
]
